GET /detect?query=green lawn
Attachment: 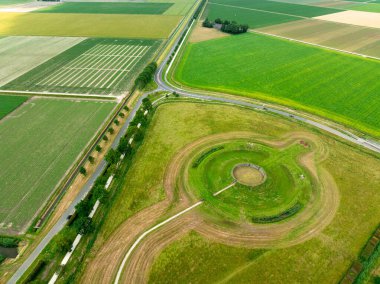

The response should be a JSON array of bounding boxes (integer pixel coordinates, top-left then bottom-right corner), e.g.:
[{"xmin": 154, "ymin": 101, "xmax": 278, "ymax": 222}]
[
  {"xmin": 188, "ymin": 141, "xmax": 312, "ymax": 222},
  {"xmin": 175, "ymin": 33, "xmax": 380, "ymax": 136},
  {"xmin": 3, "ymin": 38, "xmax": 160, "ymax": 95},
  {"xmin": 35, "ymin": 2, "xmax": 173, "ymax": 15},
  {"xmin": 210, "ymin": 0, "xmax": 340, "ymax": 17},
  {"xmin": 0, "ymin": 95, "xmax": 28, "ymax": 119},
  {"xmin": 0, "ymin": 98, "xmax": 115, "ymax": 234}
]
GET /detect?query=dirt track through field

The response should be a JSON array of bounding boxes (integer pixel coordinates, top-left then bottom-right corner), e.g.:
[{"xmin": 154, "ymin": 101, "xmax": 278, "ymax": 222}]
[{"xmin": 81, "ymin": 131, "xmax": 339, "ymax": 284}]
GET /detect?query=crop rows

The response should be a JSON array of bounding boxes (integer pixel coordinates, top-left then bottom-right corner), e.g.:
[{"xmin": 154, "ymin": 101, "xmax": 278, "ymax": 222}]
[{"xmin": 38, "ymin": 44, "xmax": 150, "ymax": 91}]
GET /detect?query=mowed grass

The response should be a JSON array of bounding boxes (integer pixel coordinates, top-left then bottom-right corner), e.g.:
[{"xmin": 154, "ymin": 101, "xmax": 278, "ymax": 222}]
[
  {"xmin": 0, "ymin": 95, "xmax": 27, "ymax": 119},
  {"xmin": 0, "ymin": 98, "xmax": 115, "ymax": 234},
  {"xmin": 4, "ymin": 38, "xmax": 160, "ymax": 95},
  {"xmin": 210, "ymin": 0, "xmax": 340, "ymax": 17},
  {"xmin": 0, "ymin": 13, "xmax": 181, "ymax": 39},
  {"xmin": 35, "ymin": 2, "xmax": 173, "ymax": 15},
  {"xmin": 116, "ymin": 102, "xmax": 380, "ymax": 284},
  {"xmin": 175, "ymin": 33, "xmax": 380, "ymax": 136}
]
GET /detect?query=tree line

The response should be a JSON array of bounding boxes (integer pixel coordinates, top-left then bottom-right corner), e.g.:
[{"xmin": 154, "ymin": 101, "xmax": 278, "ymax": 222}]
[
  {"xmin": 202, "ymin": 18, "xmax": 249, "ymax": 34},
  {"xmin": 134, "ymin": 62, "xmax": 157, "ymax": 90}
]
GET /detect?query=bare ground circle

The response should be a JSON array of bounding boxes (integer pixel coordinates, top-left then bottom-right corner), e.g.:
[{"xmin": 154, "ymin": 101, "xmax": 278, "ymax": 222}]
[{"xmin": 232, "ymin": 163, "xmax": 266, "ymax": 187}]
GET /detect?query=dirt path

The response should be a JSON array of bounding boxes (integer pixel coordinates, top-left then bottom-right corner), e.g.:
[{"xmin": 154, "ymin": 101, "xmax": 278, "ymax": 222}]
[{"xmin": 81, "ymin": 131, "xmax": 339, "ymax": 284}]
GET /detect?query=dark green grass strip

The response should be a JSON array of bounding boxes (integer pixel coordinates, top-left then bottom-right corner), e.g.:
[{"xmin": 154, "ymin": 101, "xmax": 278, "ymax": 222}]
[
  {"xmin": 175, "ymin": 33, "xmax": 380, "ymax": 136},
  {"xmin": 206, "ymin": 3, "xmax": 300, "ymax": 28},
  {"xmin": 0, "ymin": 95, "xmax": 28, "ymax": 119},
  {"xmin": 34, "ymin": 2, "xmax": 173, "ymax": 15},
  {"xmin": 210, "ymin": 0, "xmax": 340, "ymax": 17}
]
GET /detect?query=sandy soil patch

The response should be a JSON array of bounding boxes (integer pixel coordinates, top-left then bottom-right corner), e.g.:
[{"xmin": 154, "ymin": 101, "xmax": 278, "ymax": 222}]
[
  {"xmin": 189, "ymin": 22, "xmax": 230, "ymax": 43},
  {"xmin": 232, "ymin": 165, "xmax": 264, "ymax": 187},
  {"xmin": 314, "ymin": 10, "xmax": 380, "ymax": 29}
]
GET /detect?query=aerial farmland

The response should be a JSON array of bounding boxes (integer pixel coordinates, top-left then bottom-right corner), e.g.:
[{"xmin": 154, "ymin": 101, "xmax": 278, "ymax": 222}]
[{"xmin": 0, "ymin": 0, "xmax": 379, "ymax": 284}]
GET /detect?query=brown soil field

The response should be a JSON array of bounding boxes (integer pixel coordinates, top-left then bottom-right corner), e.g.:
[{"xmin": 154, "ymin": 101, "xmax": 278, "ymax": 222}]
[
  {"xmin": 257, "ymin": 19, "xmax": 380, "ymax": 57},
  {"xmin": 233, "ymin": 165, "xmax": 264, "ymax": 187},
  {"xmin": 189, "ymin": 22, "xmax": 230, "ymax": 43},
  {"xmin": 314, "ymin": 10, "xmax": 380, "ymax": 29}
]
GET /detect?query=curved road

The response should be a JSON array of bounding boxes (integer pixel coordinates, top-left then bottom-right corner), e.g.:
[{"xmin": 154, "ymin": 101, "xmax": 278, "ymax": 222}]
[{"xmin": 9, "ymin": 6, "xmax": 380, "ymax": 284}]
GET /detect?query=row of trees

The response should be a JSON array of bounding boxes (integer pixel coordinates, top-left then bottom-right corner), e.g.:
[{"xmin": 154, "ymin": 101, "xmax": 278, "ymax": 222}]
[
  {"xmin": 135, "ymin": 62, "xmax": 157, "ymax": 90},
  {"xmin": 202, "ymin": 18, "xmax": 249, "ymax": 34}
]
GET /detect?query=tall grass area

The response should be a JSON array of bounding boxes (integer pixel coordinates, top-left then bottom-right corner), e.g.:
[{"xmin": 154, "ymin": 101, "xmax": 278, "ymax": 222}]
[
  {"xmin": 0, "ymin": 95, "xmax": 27, "ymax": 119},
  {"xmin": 175, "ymin": 33, "xmax": 380, "ymax": 136}
]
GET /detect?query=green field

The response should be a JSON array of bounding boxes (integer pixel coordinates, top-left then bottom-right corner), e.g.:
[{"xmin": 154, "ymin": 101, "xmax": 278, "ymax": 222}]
[
  {"xmin": 175, "ymin": 33, "xmax": 380, "ymax": 136},
  {"xmin": 206, "ymin": 3, "xmax": 300, "ymax": 28},
  {"xmin": 0, "ymin": 0, "xmax": 32, "ymax": 6},
  {"xmin": 210, "ymin": 0, "xmax": 340, "ymax": 17},
  {"xmin": 83, "ymin": 101, "xmax": 380, "ymax": 283},
  {"xmin": 35, "ymin": 2, "xmax": 173, "ymax": 14},
  {"xmin": 204, "ymin": 0, "xmax": 340, "ymax": 28},
  {"xmin": 3, "ymin": 38, "xmax": 160, "ymax": 95},
  {"xmin": 0, "ymin": 95, "xmax": 27, "ymax": 119},
  {"xmin": 0, "ymin": 98, "xmax": 115, "ymax": 234},
  {"xmin": 0, "ymin": 13, "xmax": 181, "ymax": 39},
  {"xmin": 351, "ymin": 3, "xmax": 380, "ymax": 12}
]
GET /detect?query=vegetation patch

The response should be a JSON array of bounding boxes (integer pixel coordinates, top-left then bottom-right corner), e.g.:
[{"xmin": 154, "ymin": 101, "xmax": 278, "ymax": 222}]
[
  {"xmin": 191, "ymin": 146, "xmax": 224, "ymax": 168},
  {"xmin": 175, "ymin": 33, "xmax": 380, "ymax": 136},
  {"xmin": 3, "ymin": 39, "xmax": 160, "ymax": 95},
  {"xmin": 0, "ymin": 98, "xmax": 115, "ymax": 234},
  {"xmin": 0, "ymin": 95, "xmax": 28, "ymax": 119},
  {"xmin": 35, "ymin": 2, "xmax": 173, "ymax": 14}
]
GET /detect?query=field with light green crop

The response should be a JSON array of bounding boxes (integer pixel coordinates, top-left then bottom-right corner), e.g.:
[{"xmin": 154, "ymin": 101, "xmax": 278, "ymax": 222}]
[
  {"xmin": 0, "ymin": 13, "xmax": 180, "ymax": 39},
  {"xmin": 0, "ymin": 98, "xmax": 115, "ymax": 234},
  {"xmin": 0, "ymin": 95, "xmax": 27, "ymax": 119},
  {"xmin": 35, "ymin": 2, "xmax": 173, "ymax": 14},
  {"xmin": 175, "ymin": 33, "xmax": 380, "ymax": 136}
]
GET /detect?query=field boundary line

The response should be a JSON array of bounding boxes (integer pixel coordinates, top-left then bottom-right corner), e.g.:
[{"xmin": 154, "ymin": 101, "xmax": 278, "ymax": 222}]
[
  {"xmin": 0, "ymin": 90, "xmax": 120, "ymax": 99},
  {"xmin": 251, "ymin": 30, "xmax": 380, "ymax": 61},
  {"xmin": 208, "ymin": 2, "xmax": 307, "ymax": 19}
]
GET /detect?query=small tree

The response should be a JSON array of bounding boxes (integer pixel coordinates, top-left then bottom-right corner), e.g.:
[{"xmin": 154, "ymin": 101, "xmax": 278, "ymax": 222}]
[
  {"xmin": 123, "ymin": 105, "xmax": 130, "ymax": 111},
  {"xmin": 79, "ymin": 166, "xmax": 86, "ymax": 176},
  {"xmin": 118, "ymin": 112, "xmax": 125, "ymax": 118},
  {"xmin": 114, "ymin": 119, "xmax": 120, "ymax": 126},
  {"xmin": 74, "ymin": 217, "xmax": 94, "ymax": 235},
  {"xmin": 102, "ymin": 135, "xmax": 108, "ymax": 142},
  {"xmin": 105, "ymin": 148, "xmax": 119, "ymax": 165},
  {"xmin": 215, "ymin": 18, "xmax": 222, "ymax": 24},
  {"xmin": 95, "ymin": 145, "xmax": 102, "ymax": 152},
  {"xmin": 108, "ymin": 127, "xmax": 114, "ymax": 135},
  {"xmin": 89, "ymin": 156, "xmax": 95, "ymax": 164}
]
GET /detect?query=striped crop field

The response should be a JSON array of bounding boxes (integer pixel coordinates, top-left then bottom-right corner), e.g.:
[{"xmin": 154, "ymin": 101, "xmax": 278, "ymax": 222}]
[{"xmin": 3, "ymin": 38, "xmax": 160, "ymax": 95}]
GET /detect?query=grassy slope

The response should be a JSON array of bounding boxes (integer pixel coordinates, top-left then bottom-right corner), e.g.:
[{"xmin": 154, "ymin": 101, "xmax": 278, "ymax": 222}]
[
  {"xmin": 211, "ymin": 0, "xmax": 340, "ymax": 17},
  {"xmin": 175, "ymin": 33, "xmax": 380, "ymax": 136},
  {"xmin": 132, "ymin": 102, "xmax": 380, "ymax": 284},
  {"xmin": 188, "ymin": 142, "xmax": 311, "ymax": 220},
  {"xmin": 0, "ymin": 98, "xmax": 115, "ymax": 233},
  {"xmin": 35, "ymin": 2, "xmax": 173, "ymax": 15},
  {"xmin": 206, "ymin": 3, "xmax": 300, "ymax": 28},
  {"xmin": 0, "ymin": 13, "xmax": 181, "ymax": 39},
  {"xmin": 0, "ymin": 95, "xmax": 27, "ymax": 119},
  {"xmin": 3, "ymin": 38, "xmax": 160, "ymax": 95}
]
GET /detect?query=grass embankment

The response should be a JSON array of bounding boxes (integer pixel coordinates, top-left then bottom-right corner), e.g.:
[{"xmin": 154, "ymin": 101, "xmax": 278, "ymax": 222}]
[
  {"xmin": 175, "ymin": 33, "xmax": 380, "ymax": 136},
  {"xmin": 0, "ymin": 98, "xmax": 115, "ymax": 234},
  {"xmin": 0, "ymin": 13, "xmax": 181, "ymax": 39},
  {"xmin": 0, "ymin": 95, "xmax": 27, "ymax": 119},
  {"xmin": 83, "ymin": 101, "xmax": 380, "ymax": 283},
  {"xmin": 187, "ymin": 141, "xmax": 311, "ymax": 221},
  {"xmin": 35, "ymin": 2, "xmax": 173, "ymax": 15}
]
